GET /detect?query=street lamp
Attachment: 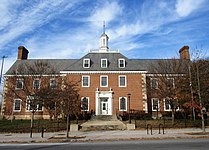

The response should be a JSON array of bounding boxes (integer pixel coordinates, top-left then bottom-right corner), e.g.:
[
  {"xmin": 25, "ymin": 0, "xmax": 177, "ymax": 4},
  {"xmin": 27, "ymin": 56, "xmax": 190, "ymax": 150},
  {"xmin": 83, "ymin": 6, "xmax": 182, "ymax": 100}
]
[
  {"xmin": 127, "ymin": 93, "xmax": 131, "ymax": 124},
  {"xmin": 0, "ymin": 56, "xmax": 7, "ymax": 84}
]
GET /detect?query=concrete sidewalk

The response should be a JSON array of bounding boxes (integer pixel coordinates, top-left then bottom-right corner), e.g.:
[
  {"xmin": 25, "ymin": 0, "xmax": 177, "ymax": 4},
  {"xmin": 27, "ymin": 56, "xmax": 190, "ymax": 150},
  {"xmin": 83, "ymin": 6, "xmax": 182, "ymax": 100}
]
[{"xmin": 0, "ymin": 128, "xmax": 209, "ymax": 143}]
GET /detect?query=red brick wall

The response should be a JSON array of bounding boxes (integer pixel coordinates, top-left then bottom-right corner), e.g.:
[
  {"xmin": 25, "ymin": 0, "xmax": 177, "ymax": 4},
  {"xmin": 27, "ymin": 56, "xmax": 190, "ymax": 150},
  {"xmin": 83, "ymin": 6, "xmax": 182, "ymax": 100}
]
[{"xmin": 67, "ymin": 73, "xmax": 144, "ymax": 114}]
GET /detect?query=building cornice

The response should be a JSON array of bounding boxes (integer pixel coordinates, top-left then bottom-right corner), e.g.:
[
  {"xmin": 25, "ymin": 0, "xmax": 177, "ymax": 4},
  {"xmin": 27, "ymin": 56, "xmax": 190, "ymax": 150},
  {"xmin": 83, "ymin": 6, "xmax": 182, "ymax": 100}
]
[{"xmin": 60, "ymin": 70, "xmax": 147, "ymax": 74}]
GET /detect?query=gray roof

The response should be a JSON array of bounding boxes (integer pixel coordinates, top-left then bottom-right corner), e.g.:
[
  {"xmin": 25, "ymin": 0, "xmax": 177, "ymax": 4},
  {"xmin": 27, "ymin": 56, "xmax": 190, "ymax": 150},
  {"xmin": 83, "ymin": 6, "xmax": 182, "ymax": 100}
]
[{"xmin": 5, "ymin": 52, "xmax": 188, "ymax": 75}]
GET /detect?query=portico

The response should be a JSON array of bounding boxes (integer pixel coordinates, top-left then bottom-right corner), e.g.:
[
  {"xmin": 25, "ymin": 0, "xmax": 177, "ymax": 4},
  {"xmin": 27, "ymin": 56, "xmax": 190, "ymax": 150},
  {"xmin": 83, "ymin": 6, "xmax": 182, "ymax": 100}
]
[{"xmin": 95, "ymin": 88, "xmax": 113, "ymax": 115}]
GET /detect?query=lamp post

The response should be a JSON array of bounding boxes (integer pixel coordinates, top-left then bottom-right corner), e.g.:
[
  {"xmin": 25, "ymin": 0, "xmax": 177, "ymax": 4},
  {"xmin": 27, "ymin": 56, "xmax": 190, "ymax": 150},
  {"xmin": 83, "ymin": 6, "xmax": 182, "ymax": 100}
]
[
  {"xmin": 196, "ymin": 63, "xmax": 205, "ymax": 132},
  {"xmin": 0, "ymin": 56, "xmax": 7, "ymax": 85},
  {"xmin": 127, "ymin": 93, "xmax": 131, "ymax": 124}
]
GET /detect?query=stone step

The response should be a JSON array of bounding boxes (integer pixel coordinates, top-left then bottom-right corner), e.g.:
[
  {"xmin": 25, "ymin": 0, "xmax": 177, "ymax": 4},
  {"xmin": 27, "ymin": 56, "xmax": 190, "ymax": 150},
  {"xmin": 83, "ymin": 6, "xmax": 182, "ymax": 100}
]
[
  {"xmin": 90, "ymin": 115, "xmax": 117, "ymax": 121},
  {"xmin": 80, "ymin": 120, "xmax": 126, "ymax": 131},
  {"xmin": 80, "ymin": 115, "xmax": 126, "ymax": 131}
]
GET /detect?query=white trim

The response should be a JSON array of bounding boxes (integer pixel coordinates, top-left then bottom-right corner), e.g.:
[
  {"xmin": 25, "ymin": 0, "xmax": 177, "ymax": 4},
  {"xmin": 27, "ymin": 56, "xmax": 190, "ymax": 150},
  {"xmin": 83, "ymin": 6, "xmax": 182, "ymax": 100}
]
[
  {"xmin": 164, "ymin": 98, "xmax": 171, "ymax": 111},
  {"xmin": 83, "ymin": 58, "xmax": 90, "ymax": 68},
  {"xmin": 60, "ymin": 71, "xmax": 147, "ymax": 74},
  {"xmin": 26, "ymin": 96, "xmax": 43, "ymax": 112},
  {"xmin": 33, "ymin": 79, "xmax": 41, "ymax": 89},
  {"xmin": 82, "ymin": 75, "xmax": 90, "ymax": 87},
  {"xmin": 13, "ymin": 99, "xmax": 22, "ymax": 112},
  {"xmin": 118, "ymin": 58, "xmax": 125, "ymax": 68},
  {"xmin": 101, "ymin": 58, "xmax": 107, "ymax": 68},
  {"xmin": 167, "ymin": 78, "xmax": 175, "ymax": 88},
  {"xmin": 5, "ymin": 74, "xmax": 61, "ymax": 77},
  {"xmin": 50, "ymin": 78, "xmax": 56, "ymax": 89},
  {"xmin": 15, "ymin": 79, "xmax": 24, "ymax": 89},
  {"xmin": 95, "ymin": 89, "xmax": 113, "ymax": 115},
  {"xmin": 100, "ymin": 75, "xmax": 108, "ymax": 87},
  {"xmin": 150, "ymin": 78, "xmax": 158, "ymax": 89},
  {"xmin": 152, "ymin": 98, "xmax": 159, "ymax": 111},
  {"xmin": 119, "ymin": 75, "xmax": 127, "ymax": 87},
  {"xmin": 119, "ymin": 97, "xmax": 127, "ymax": 111},
  {"xmin": 147, "ymin": 74, "xmax": 184, "ymax": 77},
  {"xmin": 81, "ymin": 97, "xmax": 89, "ymax": 111}
]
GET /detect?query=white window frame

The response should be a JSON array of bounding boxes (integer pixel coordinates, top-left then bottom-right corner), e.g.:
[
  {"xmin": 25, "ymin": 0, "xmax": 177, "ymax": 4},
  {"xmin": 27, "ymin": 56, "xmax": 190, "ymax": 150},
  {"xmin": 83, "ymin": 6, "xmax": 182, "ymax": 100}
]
[
  {"xmin": 100, "ymin": 75, "xmax": 108, "ymax": 87},
  {"xmin": 50, "ymin": 78, "xmax": 56, "ymax": 89},
  {"xmin": 151, "ymin": 78, "xmax": 158, "ymax": 89},
  {"xmin": 13, "ymin": 99, "xmax": 22, "ymax": 112},
  {"xmin": 81, "ymin": 97, "xmax": 89, "ymax": 111},
  {"xmin": 119, "ymin": 97, "xmax": 127, "ymax": 111},
  {"xmin": 164, "ymin": 98, "xmax": 171, "ymax": 111},
  {"xmin": 152, "ymin": 98, "xmax": 159, "ymax": 111},
  {"xmin": 82, "ymin": 75, "xmax": 90, "ymax": 87},
  {"xmin": 101, "ymin": 58, "xmax": 107, "ymax": 68},
  {"xmin": 83, "ymin": 58, "xmax": 90, "ymax": 68},
  {"xmin": 33, "ymin": 79, "xmax": 40, "ymax": 89},
  {"xmin": 167, "ymin": 78, "xmax": 175, "ymax": 89},
  {"xmin": 26, "ymin": 96, "xmax": 43, "ymax": 112},
  {"xmin": 119, "ymin": 75, "xmax": 126, "ymax": 87},
  {"xmin": 118, "ymin": 58, "xmax": 125, "ymax": 68},
  {"xmin": 16, "ymin": 79, "xmax": 24, "ymax": 89}
]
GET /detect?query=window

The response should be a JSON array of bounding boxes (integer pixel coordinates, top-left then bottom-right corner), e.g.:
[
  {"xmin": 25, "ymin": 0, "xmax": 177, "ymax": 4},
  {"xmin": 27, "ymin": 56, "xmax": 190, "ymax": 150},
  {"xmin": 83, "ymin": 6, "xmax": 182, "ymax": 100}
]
[
  {"xmin": 167, "ymin": 78, "xmax": 174, "ymax": 89},
  {"xmin": 151, "ymin": 78, "xmax": 158, "ymax": 89},
  {"xmin": 33, "ymin": 79, "xmax": 40, "ymax": 89},
  {"xmin": 119, "ymin": 75, "xmax": 126, "ymax": 87},
  {"xmin": 50, "ymin": 79, "xmax": 56, "ymax": 89},
  {"xmin": 26, "ymin": 96, "xmax": 43, "ymax": 111},
  {"xmin": 13, "ymin": 99, "xmax": 21, "ymax": 111},
  {"xmin": 16, "ymin": 79, "xmax": 23, "ymax": 89},
  {"xmin": 100, "ymin": 75, "xmax": 108, "ymax": 87},
  {"xmin": 118, "ymin": 58, "xmax": 125, "ymax": 68},
  {"xmin": 82, "ymin": 76, "xmax": 90, "ymax": 87},
  {"xmin": 164, "ymin": 98, "xmax": 171, "ymax": 111},
  {"xmin": 103, "ymin": 39, "xmax": 105, "ymax": 46},
  {"xmin": 101, "ymin": 58, "xmax": 107, "ymax": 68},
  {"xmin": 152, "ymin": 98, "xmax": 159, "ymax": 111},
  {"xmin": 119, "ymin": 97, "xmax": 127, "ymax": 111},
  {"xmin": 81, "ymin": 97, "xmax": 89, "ymax": 111},
  {"xmin": 83, "ymin": 58, "xmax": 90, "ymax": 68}
]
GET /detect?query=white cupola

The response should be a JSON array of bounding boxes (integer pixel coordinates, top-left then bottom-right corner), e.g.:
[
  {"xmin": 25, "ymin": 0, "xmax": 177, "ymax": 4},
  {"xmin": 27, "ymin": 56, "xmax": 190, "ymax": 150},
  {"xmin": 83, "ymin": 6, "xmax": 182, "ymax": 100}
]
[{"xmin": 99, "ymin": 22, "xmax": 109, "ymax": 52}]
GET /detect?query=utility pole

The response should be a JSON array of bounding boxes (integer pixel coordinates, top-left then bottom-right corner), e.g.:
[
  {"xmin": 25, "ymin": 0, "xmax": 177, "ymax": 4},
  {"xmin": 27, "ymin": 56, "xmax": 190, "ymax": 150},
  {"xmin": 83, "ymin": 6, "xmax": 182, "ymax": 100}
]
[
  {"xmin": 196, "ymin": 63, "xmax": 205, "ymax": 132},
  {"xmin": 188, "ymin": 64, "xmax": 195, "ymax": 120},
  {"xmin": 0, "ymin": 56, "xmax": 7, "ymax": 84}
]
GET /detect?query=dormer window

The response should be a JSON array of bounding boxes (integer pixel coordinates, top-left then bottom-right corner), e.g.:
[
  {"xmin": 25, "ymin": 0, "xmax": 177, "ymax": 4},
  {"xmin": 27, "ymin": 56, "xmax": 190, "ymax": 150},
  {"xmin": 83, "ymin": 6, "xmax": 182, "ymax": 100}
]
[
  {"xmin": 101, "ymin": 58, "xmax": 107, "ymax": 68},
  {"xmin": 118, "ymin": 58, "xmax": 125, "ymax": 68},
  {"xmin": 83, "ymin": 58, "xmax": 90, "ymax": 68}
]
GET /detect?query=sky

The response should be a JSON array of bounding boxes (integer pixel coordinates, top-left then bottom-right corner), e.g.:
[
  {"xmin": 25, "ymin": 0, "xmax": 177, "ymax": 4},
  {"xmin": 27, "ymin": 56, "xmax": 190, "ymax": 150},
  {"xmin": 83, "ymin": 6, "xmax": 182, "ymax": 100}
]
[{"xmin": 0, "ymin": 0, "xmax": 209, "ymax": 86}]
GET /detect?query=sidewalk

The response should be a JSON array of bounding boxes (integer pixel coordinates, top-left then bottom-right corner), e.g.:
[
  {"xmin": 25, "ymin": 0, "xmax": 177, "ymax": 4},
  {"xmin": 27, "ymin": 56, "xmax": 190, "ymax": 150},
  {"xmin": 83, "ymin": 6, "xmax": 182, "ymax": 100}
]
[{"xmin": 0, "ymin": 128, "xmax": 209, "ymax": 143}]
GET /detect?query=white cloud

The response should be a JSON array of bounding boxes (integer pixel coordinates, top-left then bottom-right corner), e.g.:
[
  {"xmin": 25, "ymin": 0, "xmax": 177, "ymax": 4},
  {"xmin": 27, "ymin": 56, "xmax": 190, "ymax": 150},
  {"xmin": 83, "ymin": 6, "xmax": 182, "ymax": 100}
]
[
  {"xmin": 0, "ymin": 0, "xmax": 81, "ymax": 50},
  {"xmin": 88, "ymin": 1, "xmax": 123, "ymax": 27},
  {"xmin": 175, "ymin": 0, "xmax": 205, "ymax": 17}
]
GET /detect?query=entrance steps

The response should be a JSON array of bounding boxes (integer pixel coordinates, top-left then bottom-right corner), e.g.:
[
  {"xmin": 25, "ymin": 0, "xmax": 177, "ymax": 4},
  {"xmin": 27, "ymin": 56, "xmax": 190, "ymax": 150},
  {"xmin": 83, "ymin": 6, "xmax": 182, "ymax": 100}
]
[{"xmin": 80, "ymin": 115, "xmax": 126, "ymax": 131}]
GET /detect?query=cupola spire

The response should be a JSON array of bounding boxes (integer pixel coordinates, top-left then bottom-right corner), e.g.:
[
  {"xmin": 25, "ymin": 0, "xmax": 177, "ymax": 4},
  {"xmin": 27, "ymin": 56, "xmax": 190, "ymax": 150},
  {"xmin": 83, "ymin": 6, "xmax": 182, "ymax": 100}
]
[{"xmin": 99, "ymin": 21, "xmax": 109, "ymax": 52}]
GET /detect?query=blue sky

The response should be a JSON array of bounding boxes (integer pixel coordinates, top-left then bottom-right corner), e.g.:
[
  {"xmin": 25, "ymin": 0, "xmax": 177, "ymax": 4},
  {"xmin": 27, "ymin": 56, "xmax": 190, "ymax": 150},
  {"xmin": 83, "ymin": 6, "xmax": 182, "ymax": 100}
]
[{"xmin": 0, "ymin": 0, "xmax": 209, "ymax": 75}]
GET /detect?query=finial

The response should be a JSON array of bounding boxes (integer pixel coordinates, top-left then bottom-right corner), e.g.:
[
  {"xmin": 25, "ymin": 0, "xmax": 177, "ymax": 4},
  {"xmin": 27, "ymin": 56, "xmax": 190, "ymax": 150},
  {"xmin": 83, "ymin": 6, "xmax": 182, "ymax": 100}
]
[{"xmin": 103, "ymin": 21, "xmax": 105, "ymax": 34}]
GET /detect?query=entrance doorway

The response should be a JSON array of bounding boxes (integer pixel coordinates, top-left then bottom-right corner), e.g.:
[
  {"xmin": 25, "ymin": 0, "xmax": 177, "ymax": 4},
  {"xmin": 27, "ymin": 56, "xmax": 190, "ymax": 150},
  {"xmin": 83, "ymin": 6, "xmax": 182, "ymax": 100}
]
[{"xmin": 100, "ymin": 98, "xmax": 108, "ymax": 115}]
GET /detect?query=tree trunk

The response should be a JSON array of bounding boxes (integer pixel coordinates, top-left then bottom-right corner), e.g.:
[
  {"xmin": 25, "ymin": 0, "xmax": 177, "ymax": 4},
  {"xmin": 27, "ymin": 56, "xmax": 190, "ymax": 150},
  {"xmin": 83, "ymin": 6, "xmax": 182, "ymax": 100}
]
[
  {"xmin": 171, "ymin": 109, "xmax": 175, "ymax": 126},
  {"xmin": 30, "ymin": 112, "xmax": 34, "ymax": 138},
  {"xmin": 66, "ymin": 114, "xmax": 70, "ymax": 138}
]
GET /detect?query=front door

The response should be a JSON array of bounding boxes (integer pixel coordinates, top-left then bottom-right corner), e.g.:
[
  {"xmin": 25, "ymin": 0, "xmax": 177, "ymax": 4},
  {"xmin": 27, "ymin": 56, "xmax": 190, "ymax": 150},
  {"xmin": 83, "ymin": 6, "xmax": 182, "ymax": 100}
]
[
  {"xmin": 100, "ymin": 98, "xmax": 108, "ymax": 115},
  {"xmin": 101, "ymin": 102, "xmax": 108, "ymax": 115}
]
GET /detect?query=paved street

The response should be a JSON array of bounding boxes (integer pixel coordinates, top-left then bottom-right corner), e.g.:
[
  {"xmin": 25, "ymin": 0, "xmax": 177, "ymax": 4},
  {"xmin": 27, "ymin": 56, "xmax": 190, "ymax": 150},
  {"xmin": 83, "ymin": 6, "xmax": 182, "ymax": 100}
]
[{"xmin": 0, "ymin": 138, "xmax": 209, "ymax": 150}]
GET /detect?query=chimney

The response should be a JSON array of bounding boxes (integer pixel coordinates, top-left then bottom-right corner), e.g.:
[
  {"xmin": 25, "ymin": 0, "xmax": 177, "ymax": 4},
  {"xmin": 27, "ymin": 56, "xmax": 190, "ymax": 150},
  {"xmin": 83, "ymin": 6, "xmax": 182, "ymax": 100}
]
[
  {"xmin": 17, "ymin": 46, "xmax": 29, "ymax": 60},
  {"xmin": 179, "ymin": 46, "xmax": 190, "ymax": 60}
]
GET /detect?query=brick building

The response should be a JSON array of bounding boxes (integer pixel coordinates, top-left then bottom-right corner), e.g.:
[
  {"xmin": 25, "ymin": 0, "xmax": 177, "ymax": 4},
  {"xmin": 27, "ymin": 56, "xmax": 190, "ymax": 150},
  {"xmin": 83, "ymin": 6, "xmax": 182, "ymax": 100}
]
[{"xmin": 0, "ymin": 30, "xmax": 190, "ymax": 120}]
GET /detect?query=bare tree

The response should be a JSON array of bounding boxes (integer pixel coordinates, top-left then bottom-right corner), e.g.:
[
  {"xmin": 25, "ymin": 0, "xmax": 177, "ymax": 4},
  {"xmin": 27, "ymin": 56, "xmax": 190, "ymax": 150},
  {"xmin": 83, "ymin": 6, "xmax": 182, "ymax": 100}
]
[
  {"xmin": 147, "ymin": 58, "xmax": 188, "ymax": 125},
  {"xmin": 60, "ymin": 79, "xmax": 80, "ymax": 138},
  {"xmin": 4, "ymin": 60, "xmax": 57, "ymax": 137}
]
